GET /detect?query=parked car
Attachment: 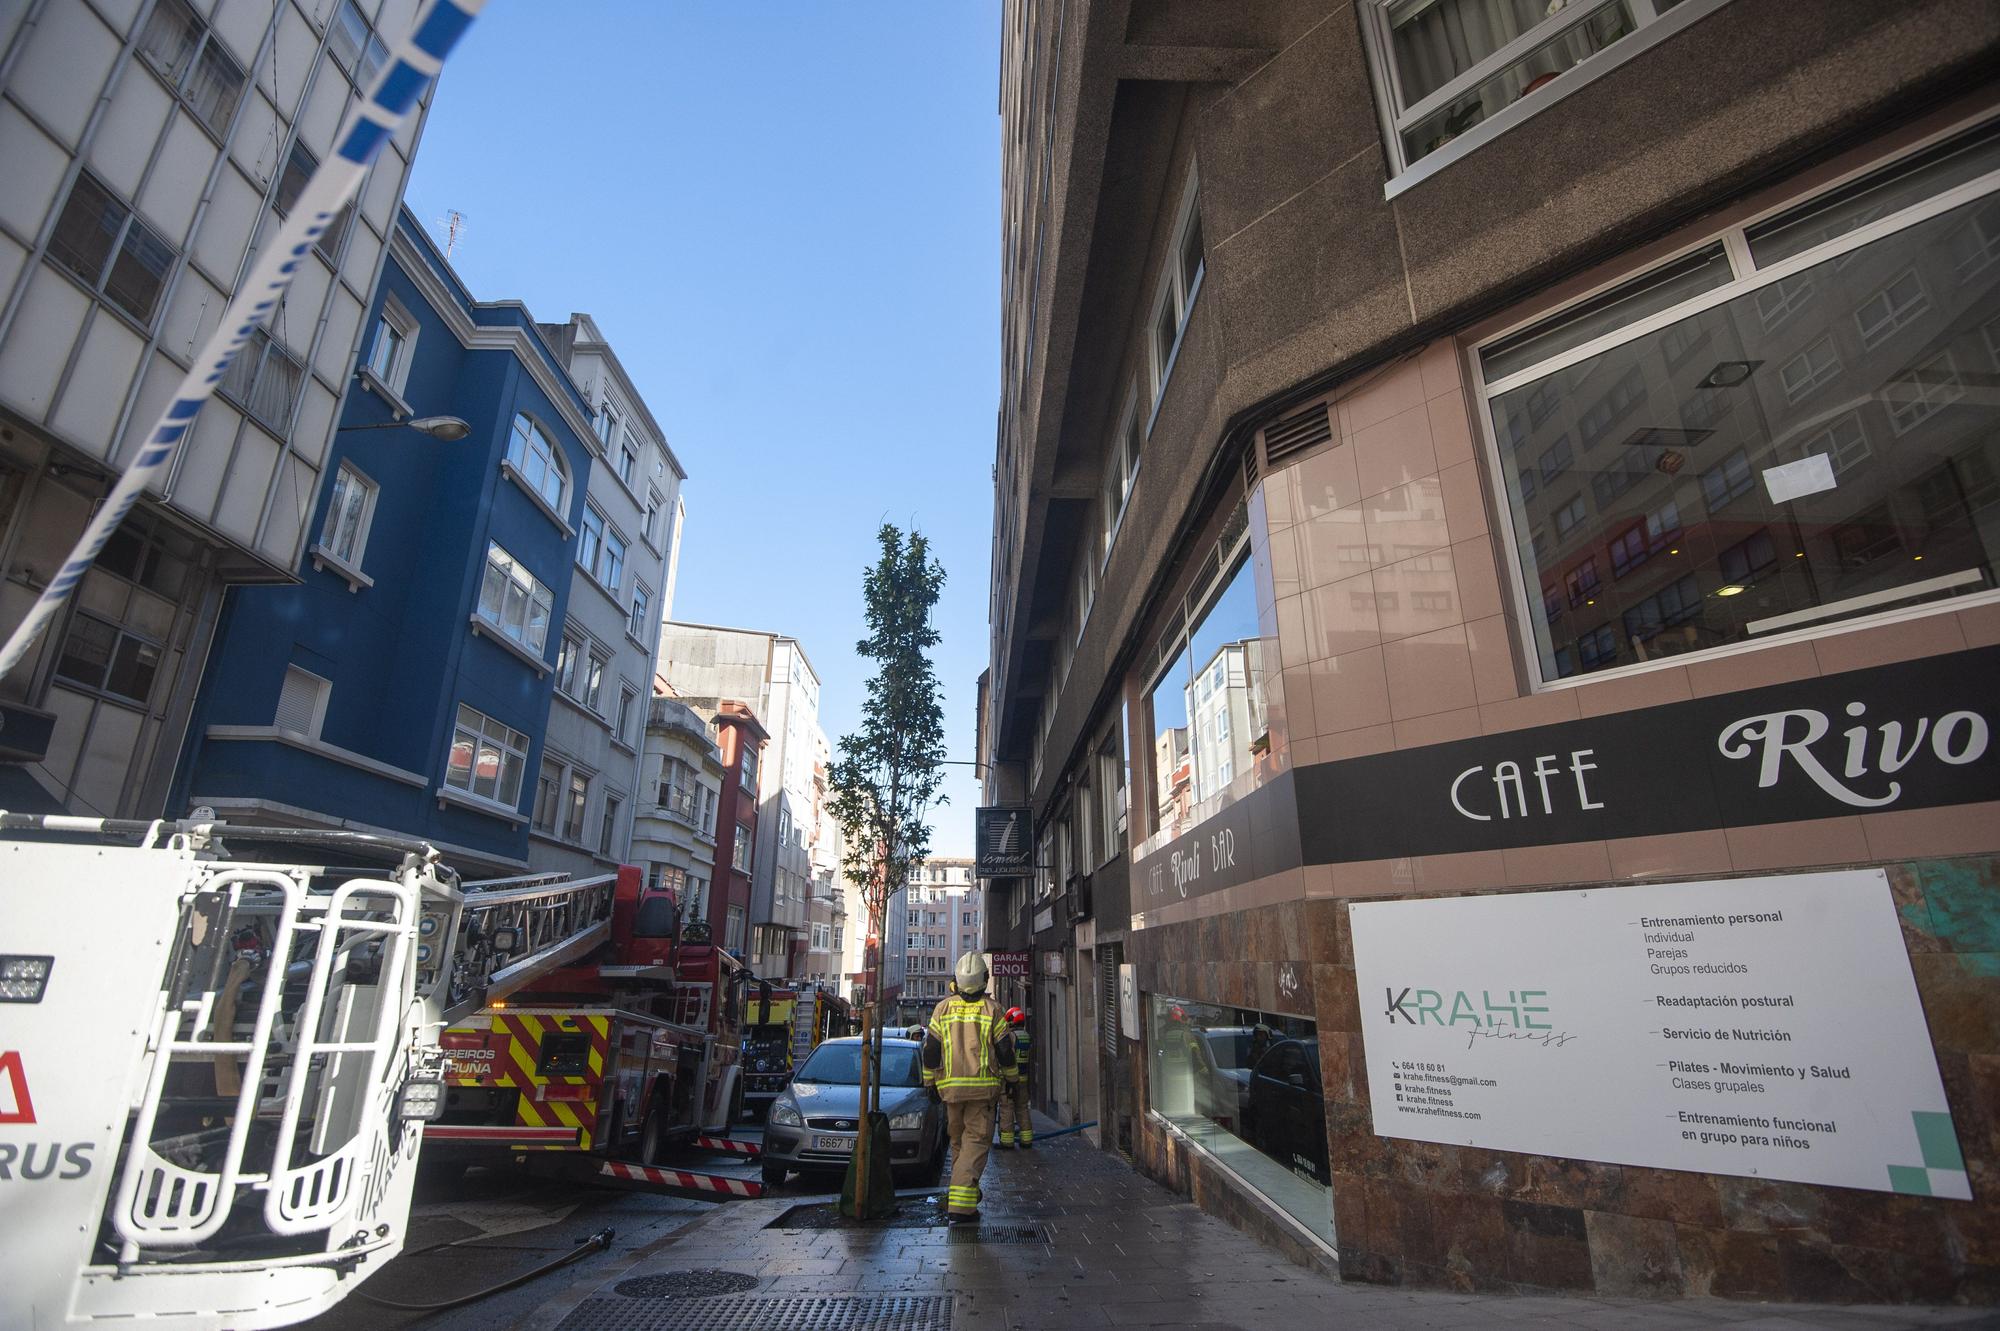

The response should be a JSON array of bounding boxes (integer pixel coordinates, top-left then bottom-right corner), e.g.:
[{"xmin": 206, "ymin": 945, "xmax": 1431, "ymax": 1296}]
[
  {"xmin": 761, "ymin": 1035, "xmax": 947, "ymax": 1188},
  {"xmin": 1189, "ymin": 1025, "xmax": 1256, "ymax": 1128},
  {"xmin": 1240, "ymin": 1037, "xmax": 1329, "ymax": 1186}
]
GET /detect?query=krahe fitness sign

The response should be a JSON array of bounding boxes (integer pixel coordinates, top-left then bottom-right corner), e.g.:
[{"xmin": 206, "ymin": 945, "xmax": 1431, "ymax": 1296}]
[{"xmin": 1351, "ymin": 871, "xmax": 1970, "ymax": 1199}]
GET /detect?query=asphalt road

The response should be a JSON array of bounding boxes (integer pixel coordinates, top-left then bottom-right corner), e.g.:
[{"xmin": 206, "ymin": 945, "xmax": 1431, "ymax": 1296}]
[{"xmin": 301, "ymin": 1127, "xmax": 783, "ymax": 1331}]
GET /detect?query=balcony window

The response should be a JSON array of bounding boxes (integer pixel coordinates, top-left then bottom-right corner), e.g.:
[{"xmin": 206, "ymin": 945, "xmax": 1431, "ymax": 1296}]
[{"xmin": 1476, "ymin": 120, "xmax": 2000, "ymax": 683}]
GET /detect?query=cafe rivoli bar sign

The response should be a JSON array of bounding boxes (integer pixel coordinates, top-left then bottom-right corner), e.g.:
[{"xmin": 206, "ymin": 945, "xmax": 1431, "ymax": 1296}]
[{"xmin": 1351, "ymin": 870, "xmax": 1970, "ymax": 1199}]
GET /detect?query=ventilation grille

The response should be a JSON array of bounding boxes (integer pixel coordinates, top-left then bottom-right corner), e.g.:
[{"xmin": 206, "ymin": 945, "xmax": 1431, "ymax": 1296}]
[
  {"xmin": 1261, "ymin": 403, "xmax": 1332, "ymax": 465},
  {"xmin": 1100, "ymin": 942, "xmax": 1120, "ymax": 1056},
  {"xmin": 1242, "ymin": 442, "xmax": 1260, "ymax": 492},
  {"xmin": 275, "ymin": 667, "xmax": 325, "ymax": 738}
]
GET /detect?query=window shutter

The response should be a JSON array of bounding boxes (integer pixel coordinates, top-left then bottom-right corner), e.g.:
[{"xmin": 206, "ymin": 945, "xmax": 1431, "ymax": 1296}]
[{"xmin": 275, "ymin": 667, "xmax": 325, "ymax": 737}]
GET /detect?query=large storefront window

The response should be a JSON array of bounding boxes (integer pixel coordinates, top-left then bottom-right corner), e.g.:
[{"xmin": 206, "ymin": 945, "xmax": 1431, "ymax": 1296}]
[
  {"xmin": 1479, "ymin": 121, "xmax": 2000, "ymax": 683},
  {"xmin": 1146, "ymin": 524, "xmax": 1271, "ymax": 842},
  {"xmin": 1148, "ymin": 995, "xmax": 1331, "ymax": 1246}
]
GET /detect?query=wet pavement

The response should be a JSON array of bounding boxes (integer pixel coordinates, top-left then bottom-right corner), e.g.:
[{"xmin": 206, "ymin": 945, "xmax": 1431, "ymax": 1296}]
[{"xmin": 520, "ymin": 1117, "xmax": 1999, "ymax": 1330}]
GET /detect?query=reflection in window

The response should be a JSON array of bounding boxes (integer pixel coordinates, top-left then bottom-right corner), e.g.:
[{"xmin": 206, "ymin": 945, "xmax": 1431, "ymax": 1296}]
[
  {"xmin": 1146, "ymin": 550, "xmax": 1270, "ymax": 842},
  {"xmin": 1147, "ymin": 994, "xmax": 1330, "ymax": 1247},
  {"xmin": 1485, "ymin": 163, "xmax": 2000, "ymax": 681}
]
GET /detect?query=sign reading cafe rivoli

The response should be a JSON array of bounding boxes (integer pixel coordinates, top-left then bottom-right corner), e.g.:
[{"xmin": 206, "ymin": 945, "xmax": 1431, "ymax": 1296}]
[
  {"xmin": 1297, "ymin": 646, "xmax": 1998, "ymax": 863},
  {"xmin": 1351, "ymin": 871, "xmax": 1970, "ymax": 1199}
]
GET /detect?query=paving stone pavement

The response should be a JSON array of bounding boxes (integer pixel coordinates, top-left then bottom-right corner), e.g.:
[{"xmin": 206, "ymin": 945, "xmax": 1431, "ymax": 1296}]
[{"xmin": 524, "ymin": 1116, "xmax": 2000, "ymax": 1330}]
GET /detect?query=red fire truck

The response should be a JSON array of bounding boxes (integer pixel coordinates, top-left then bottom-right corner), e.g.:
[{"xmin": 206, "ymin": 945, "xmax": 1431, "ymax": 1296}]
[{"xmin": 424, "ymin": 866, "xmax": 752, "ymax": 1175}]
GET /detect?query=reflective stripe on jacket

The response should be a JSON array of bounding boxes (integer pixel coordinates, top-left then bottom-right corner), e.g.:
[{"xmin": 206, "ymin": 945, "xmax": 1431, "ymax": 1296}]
[{"xmin": 922, "ymin": 993, "xmax": 1016, "ymax": 1102}]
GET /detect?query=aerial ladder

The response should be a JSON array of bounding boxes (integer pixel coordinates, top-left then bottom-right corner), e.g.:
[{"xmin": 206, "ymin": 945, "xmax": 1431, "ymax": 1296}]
[{"xmin": 0, "ymin": 811, "xmax": 616, "ymax": 1330}]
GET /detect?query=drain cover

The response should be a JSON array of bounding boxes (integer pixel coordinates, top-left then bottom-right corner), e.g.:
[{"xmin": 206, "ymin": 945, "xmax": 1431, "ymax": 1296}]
[
  {"xmin": 945, "ymin": 1226, "xmax": 1044, "ymax": 1245},
  {"xmin": 556, "ymin": 1294, "xmax": 952, "ymax": 1330},
  {"xmin": 613, "ymin": 1270, "xmax": 760, "ymax": 1299}
]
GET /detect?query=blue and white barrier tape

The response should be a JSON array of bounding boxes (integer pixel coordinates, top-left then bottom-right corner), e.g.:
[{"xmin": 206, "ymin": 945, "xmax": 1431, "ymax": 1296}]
[{"xmin": 0, "ymin": 0, "xmax": 486, "ymax": 683}]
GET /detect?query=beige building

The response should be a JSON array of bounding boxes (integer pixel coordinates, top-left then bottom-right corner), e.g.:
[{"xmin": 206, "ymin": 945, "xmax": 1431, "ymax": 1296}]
[{"xmin": 0, "ymin": 0, "xmax": 435, "ymax": 816}]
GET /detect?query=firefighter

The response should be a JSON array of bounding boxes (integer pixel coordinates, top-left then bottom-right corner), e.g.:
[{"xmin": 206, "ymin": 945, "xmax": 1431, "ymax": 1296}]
[
  {"xmin": 995, "ymin": 1005, "xmax": 1032, "ymax": 1149},
  {"xmin": 922, "ymin": 952, "xmax": 1017, "ymax": 1225}
]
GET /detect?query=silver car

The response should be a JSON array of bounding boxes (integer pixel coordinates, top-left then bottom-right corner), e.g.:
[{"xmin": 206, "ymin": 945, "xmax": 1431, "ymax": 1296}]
[{"xmin": 762, "ymin": 1036, "xmax": 947, "ymax": 1188}]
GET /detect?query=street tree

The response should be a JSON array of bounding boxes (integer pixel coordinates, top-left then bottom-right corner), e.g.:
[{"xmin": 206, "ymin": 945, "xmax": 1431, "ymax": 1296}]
[{"xmin": 828, "ymin": 524, "xmax": 947, "ymax": 1217}]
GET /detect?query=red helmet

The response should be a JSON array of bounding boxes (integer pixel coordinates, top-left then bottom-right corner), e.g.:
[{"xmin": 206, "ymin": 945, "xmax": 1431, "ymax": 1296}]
[{"xmin": 1006, "ymin": 1006, "xmax": 1027, "ymax": 1025}]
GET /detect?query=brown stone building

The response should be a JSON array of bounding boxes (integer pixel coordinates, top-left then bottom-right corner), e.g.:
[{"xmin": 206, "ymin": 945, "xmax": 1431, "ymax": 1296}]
[{"xmin": 981, "ymin": 0, "xmax": 1999, "ymax": 1303}]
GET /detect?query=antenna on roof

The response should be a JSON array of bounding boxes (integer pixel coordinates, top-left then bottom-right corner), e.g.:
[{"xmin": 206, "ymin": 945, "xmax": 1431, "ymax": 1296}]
[{"xmin": 439, "ymin": 209, "xmax": 466, "ymax": 259}]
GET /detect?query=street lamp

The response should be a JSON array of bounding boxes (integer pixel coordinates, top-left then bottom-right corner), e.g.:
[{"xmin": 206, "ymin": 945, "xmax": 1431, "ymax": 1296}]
[{"xmin": 339, "ymin": 415, "xmax": 471, "ymax": 441}]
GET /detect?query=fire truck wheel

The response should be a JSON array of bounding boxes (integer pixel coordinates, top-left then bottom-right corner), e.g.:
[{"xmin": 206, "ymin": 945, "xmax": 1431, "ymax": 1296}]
[
  {"xmin": 761, "ymin": 1161, "xmax": 787, "ymax": 1188},
  {"xmin": 641, "ymin": 1097, "xmax": 668, "ymax": 1166},
  {"xmin": 727, "ymin": 1080, "xmax": 745, "ymax": 1130}
]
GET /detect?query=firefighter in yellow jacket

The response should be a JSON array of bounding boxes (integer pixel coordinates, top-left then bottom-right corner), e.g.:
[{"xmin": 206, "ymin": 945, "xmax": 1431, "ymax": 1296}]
[{"xmin": 922, "ymin": 952, "xmax": 1017, "ymax": 1224}]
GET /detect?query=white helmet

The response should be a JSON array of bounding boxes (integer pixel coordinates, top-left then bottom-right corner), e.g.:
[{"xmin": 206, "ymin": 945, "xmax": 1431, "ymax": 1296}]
[{"xmin": 954, "ymin": 952, "xmax": 989, "ymax": 995}]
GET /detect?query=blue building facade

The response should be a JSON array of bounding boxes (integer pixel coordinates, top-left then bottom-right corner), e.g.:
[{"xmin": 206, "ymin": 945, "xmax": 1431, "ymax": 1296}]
[{"xmin": 174, "ymin": 208, "xmax": 597, "ymax": 872}]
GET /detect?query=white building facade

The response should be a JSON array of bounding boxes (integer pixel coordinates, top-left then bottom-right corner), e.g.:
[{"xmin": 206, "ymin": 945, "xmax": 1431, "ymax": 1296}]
[
  {"xmin": 0, "ymin": 0, "xmax": 435, "ymax": 816},
  {"xmin": 527, "ymin": 312, "xmax": 683, "ymax": 875},
  {"xmin": 630, "ymin": 692, "xmax": 720, "ymax": 926}
]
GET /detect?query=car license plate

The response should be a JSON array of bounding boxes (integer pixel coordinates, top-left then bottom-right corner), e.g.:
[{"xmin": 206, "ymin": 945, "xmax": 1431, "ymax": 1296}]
[{"xmin": 812, "ymin": 1134, "xmax": 852, "ymax": 1152}]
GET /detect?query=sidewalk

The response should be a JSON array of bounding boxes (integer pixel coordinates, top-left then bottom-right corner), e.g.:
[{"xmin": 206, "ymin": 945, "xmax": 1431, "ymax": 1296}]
[{"xmin": 524, "ymin": 1117, "xmax": 1996, "ymax": 1330}]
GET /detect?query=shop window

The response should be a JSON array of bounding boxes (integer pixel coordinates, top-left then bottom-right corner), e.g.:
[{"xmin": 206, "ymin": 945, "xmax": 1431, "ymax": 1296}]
[
  {"xmin": 1477, "ymin": 119, "xmax": 2000, "ymax": 683},
  {"xmin": 1147, "ymin": 994, "xmax": 1331, "ymax": 1248}
]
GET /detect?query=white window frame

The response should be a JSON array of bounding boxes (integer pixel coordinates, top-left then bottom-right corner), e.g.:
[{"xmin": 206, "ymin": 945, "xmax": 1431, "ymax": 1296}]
[
  {"xmin": 441, "ymin": 703, "xmax": 530, "ymax": 812},
  {"xmin": 1146, "ymin": 172, "xmax": 1205, "ymax": 412},
  {"xmin": 362, "ymin": 294, "xmax": 419, "ymax": 400},
  {"xmin": 274, "ymin": 665, "xmax": 331, "ymax": 740},
  {"xmin": 1361, "ymin": 0, "xmax": 1736, "ymax": 200},
  {"xmin": 311, "ymin": 462, "xmax": 377, "ymax": 591},
  {"xmin": 474, "ymin": 541, "xmax": 556, "ymax": 659},
  {"xmin": 1101, "ymin": 383, "xmax": 1143, "ymax": 569},
  {"xmin": 628, "ymin": 580, "xmax": 653, "ymax": 643},
  {"xmin": 1470, "ymin": 110, "xmax": 2000, "ymax": 694},
  {"xmin": 505, "ymin": 413, "xmax": 571, "ymax": 525}
]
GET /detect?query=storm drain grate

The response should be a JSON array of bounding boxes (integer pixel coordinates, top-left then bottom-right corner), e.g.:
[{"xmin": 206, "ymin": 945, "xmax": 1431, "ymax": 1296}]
[
  {"xmin": 946, "ymin": 1225, "xmax": 1045, "ymax": 1245},
  {"xmin": 612, "ymin": 1270, "xmax": 760, "ymax": 1299},
  {"xmin": 556, "ymin": 1294, "xmax": 952, "ymax": 1331}
]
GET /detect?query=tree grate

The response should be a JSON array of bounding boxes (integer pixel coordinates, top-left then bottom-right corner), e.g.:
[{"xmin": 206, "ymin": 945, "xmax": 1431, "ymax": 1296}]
[
  {"xmin": 613, "ymin": 1270, "xmax": 761, "ymax": 1299},
  {"xmin": 555, "ymin": 1294, "xmax": 952, "ymax": 1331}
]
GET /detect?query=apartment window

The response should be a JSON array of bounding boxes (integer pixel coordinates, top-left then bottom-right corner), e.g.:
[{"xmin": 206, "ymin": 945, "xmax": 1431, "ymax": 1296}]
[
  {"xmin": 137, "ymin": 0, "xmax": 244, "ymax": 135},
  {"xmin": 1476, "ymin": 120, "xmax": 2000, "ymax": 684},
  {"xmin": 328, "ymin": 0, "xmax": 389, "ymax": 87},
  {"xmin": 599, "ymin": 795, "xmax": 622, "ymax": 857},
  {"xmin": 595, "ymin": 403, "xmax": 619, "ymax": 446},
  {"xmin": 507, "ymin": 414, "xmax": 570, "ymax": 515},
  {"xmin": 274, "ymin": 665, "xmax": 329, "ymax": 739},
  {"xmin": 701, "ymin": 786, "xmax": 717, "ymax": 833},
  {"xmin": 276, "ymin": 143, "xmax": 349, "ymax": 257},
  {"xmin": 629, "ymin": 583, "xmax": 652, "ymax": 640},
  {"xmin": 47, "ymin": 173, "xmax": 175, "ymax": 326},
  {"xmin": 555, "ymin": 634, "xmax": 583, "ymax": 698},
  {"xmin": 577, "ymin": 505, "xmax": 626, "ymax": 591},
  {"xmin": 584, "ymin": 649, "xmax": 607, "ymax": 711},
  {"xmin": 218, "ymin": 327, "xmax": 303, "ymax": 432},
  {"xmin": 616, "ymin": 685, "xmax": 637, "ymax": 745},
  {"xmin": 533, "ymin": 760, "xmax": 562, "ymax": 833},
  {"xmin": 738, "ymin": 744, "xmax": 759, "ymax": 796},
  {"xmin": 365, "ymin": 297, "xmax": 418, "ymax": 394},
  {"xmin": 1148, "ymin": 180, "xmax": 1205, "ymax": 402},
  {"xmin": 733, "ymin": 824, "xmax": 753, "ymax": 873},
  {"xmin": 565, "ymin": 772, "xmax": 589, "ymax": 841},
  {"xmin": 444, "ymin": 705, "xmax": 529, "ymax": 807},
  {"xmin": 643, "ymin": 493, "xmax": 662, "ymax": 546},
  {"xmin": 317, "ymin": 463, "xmax": 376, "ymax": 569},
  {"xmin": 726, "ymin": 905, "xmax": 746, "ymax": 952},
  {"xmin": 476, "ymin": 542, "xmax": 555, "ymax": 655},
  {"xmin": 617, "ymin": 437, "xmax": 637, "ymax": 487},
  {"xmin": 55, "ymin": 613, "xmax": 161, "ymax": 706},
  {"xmin": 1361, "ymin": 0, "xmax": 1722, "ymax": 184},
  {"xmin": 97, "ymin": 517, "xmax": 193, "ymax": 599}
]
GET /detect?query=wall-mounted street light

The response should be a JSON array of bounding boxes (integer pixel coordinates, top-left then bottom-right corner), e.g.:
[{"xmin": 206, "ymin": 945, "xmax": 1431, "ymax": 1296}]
[{"xmin": 340, "ymin": 415, "xmax": 472, "ymax": 442}]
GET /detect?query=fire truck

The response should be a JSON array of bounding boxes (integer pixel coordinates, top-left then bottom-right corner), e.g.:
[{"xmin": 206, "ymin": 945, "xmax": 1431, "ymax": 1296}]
[
  {"xmin": 0, "ymin": 812, "xmax": 627, "ymax": 1329},
  {"xmin": 424, "ymin": 865, "xmax": 754, "ymax": 1175},
  {"xmin": 739, "ymin": 981, "xmax": 856, "ymax": 1118}
]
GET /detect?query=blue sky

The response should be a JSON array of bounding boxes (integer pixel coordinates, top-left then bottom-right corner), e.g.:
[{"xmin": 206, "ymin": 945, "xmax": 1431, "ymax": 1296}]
[{"xmin": 405, "ymin": 3, "xmax": 1000, "ymax": 855}]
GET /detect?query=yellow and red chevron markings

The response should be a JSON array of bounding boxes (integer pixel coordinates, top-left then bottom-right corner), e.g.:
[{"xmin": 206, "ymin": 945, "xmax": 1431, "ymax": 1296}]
[{"xmin": 446, "ymin": 1011, "xmax": 612, "ymax": 1151}]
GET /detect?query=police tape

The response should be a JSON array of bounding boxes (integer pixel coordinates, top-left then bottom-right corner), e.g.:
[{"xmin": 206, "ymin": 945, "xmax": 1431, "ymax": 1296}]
[{"xmin": 0, "ymin": 0, "xmax": 487, "ymax": 683}]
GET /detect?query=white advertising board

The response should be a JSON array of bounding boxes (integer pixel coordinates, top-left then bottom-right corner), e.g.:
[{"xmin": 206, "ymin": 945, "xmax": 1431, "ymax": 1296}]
[{"xmin": 1350, "ymin": 870, "xmax": 1970, "ymax": 1199}]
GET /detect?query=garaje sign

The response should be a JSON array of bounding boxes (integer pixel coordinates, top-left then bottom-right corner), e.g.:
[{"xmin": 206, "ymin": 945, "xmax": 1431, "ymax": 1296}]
[
  {"xmin": 1298, "ymin": 646, "xmax": 1998, "ymax": 862},
  {"xmin": 989, "ymin": 951, "xmax": 1031, "ymax": 980},
  {"xmin": 1351, "ymin": 870, "xmax": 1970, "ymax": 1199}
]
